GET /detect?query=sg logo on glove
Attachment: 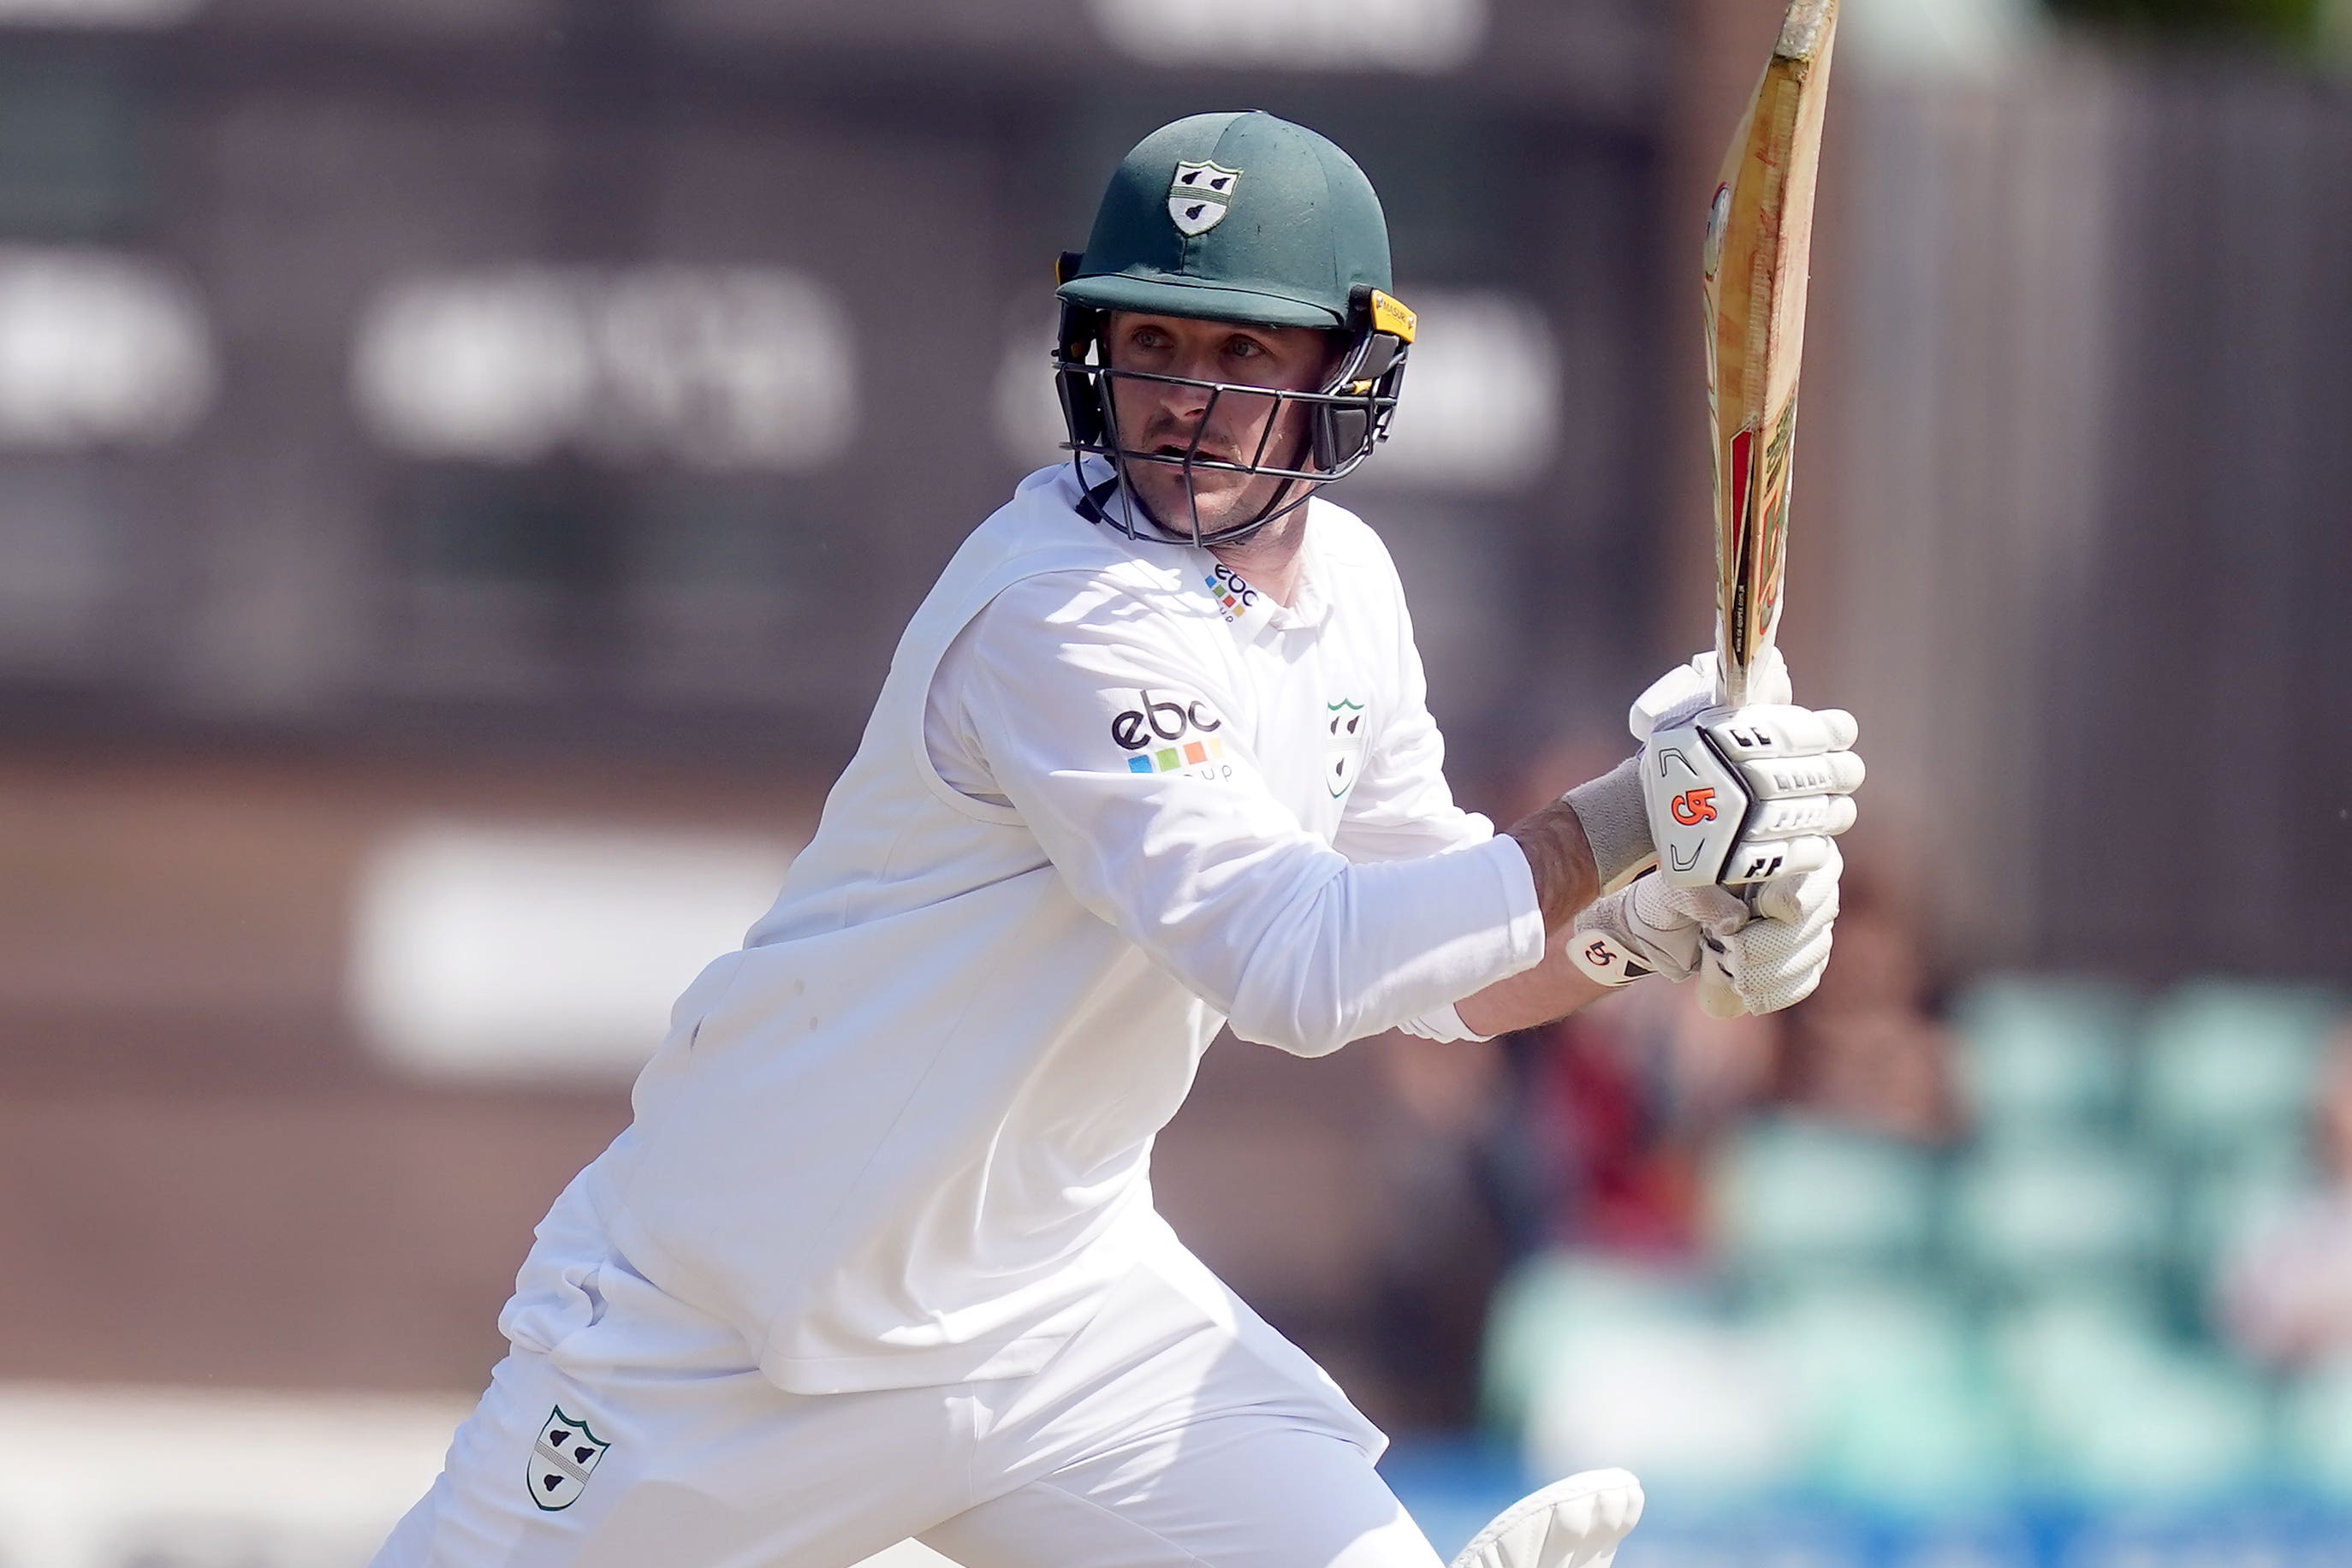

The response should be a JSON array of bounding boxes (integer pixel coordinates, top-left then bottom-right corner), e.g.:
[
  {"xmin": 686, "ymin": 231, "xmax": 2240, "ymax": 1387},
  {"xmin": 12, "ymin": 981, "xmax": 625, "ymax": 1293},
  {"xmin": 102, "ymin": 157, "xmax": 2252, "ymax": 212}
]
[
  {"xmin": 1645, "ymin": 705, "xmax": 1862, "ymax": 890},
  {"xmin": 1669, "ymin": 788, "xmax": 1719, "ymax": 827}
]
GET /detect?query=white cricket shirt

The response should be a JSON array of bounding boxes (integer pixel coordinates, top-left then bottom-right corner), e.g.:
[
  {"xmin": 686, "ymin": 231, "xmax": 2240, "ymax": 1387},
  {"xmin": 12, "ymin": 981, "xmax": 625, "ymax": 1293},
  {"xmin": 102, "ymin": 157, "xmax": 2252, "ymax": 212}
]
[{"xmin": 582, "ymin": 459, "xmax": 1546, "ymax": 1395}]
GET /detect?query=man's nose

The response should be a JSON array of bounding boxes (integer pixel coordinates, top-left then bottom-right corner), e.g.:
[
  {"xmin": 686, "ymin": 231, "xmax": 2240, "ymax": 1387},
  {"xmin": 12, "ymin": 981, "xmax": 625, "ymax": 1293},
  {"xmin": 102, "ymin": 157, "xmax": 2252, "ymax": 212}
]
[{"xmin": 1145, "ymin": 373, "xmax": 1215, "ymax": 429}]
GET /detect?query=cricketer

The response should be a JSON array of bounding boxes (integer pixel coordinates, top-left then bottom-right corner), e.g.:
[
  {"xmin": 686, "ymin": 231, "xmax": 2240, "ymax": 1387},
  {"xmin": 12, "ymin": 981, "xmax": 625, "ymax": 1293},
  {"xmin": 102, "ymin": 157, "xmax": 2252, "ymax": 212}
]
[{"xmin": 374, "ymin": 110, "xmax": 1862, "ymax": 1568}]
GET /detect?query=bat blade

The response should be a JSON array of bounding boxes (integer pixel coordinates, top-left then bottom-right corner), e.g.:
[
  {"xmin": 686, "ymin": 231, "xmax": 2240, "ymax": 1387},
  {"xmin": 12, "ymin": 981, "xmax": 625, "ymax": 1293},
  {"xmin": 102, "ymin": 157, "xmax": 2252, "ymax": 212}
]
[{"xmin": 1703, "ymin": 0, "xmax": 1839, "ymax": 709}]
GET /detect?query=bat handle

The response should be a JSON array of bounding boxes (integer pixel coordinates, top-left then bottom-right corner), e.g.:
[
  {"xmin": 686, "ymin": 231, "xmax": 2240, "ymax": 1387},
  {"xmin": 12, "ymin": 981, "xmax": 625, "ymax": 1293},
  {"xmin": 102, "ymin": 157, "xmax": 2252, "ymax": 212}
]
[{"xmin": 1716, "ymin": 653, "xmax": 1743, "ymax": 710}]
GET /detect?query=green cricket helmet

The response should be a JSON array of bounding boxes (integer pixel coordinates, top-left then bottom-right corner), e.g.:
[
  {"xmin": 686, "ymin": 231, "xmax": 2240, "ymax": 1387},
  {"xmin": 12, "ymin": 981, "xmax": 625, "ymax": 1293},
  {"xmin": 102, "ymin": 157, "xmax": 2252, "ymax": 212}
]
[{"xmin": 1054, "ymin": 110, "xmax": 1417, "ymax": 543}]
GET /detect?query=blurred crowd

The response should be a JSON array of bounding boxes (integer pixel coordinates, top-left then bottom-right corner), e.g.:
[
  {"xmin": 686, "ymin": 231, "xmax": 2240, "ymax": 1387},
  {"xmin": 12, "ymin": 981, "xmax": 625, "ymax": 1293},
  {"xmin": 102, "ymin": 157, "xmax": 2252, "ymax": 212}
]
[
  {"xmin": 2218, "ymin": 1033, "xmax": 2352, "ymax": 1368},
  {"xmin": 1342, "ymin": 734, "xmax": 2352, "ymax": 1502},
  {"xmin": 1510, "ymin": 850, "xmax": 1961, "ymax": 1262}
]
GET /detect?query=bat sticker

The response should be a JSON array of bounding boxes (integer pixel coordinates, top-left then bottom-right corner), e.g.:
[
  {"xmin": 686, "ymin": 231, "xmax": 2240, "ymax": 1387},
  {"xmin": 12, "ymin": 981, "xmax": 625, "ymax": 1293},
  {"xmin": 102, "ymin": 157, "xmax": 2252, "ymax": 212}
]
[
  {"xmin": 1704, "ymin": 183, "xmax": 1731, "ymax": 282},
  {"xmin": 1753, "ymin": 395, "xmax": 1799, "ymax": 638},
  {"xmin": 1725, "ymin": 423, "xmax": 1756, "ymax": 655}
]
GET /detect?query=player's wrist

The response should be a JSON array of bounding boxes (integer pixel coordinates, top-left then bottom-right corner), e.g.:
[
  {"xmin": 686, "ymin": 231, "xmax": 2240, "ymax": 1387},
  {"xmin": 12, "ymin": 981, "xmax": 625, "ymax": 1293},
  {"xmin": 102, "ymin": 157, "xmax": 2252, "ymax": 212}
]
[
  {"xmin": 1505, "ymin": 798, "xmax": 1602, "ymax": 933},
  {"xmin": 1561, "ymin": 756, "xmax": 1653, "ymax": 894}
]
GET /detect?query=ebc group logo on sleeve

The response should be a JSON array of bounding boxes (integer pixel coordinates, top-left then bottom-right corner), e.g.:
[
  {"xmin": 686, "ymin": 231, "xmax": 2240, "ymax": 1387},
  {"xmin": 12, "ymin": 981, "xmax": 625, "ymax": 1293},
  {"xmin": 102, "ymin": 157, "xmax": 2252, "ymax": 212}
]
[{"xmin": 1111, "ymin": 689, "xmax": 1231, "ymax": 775}]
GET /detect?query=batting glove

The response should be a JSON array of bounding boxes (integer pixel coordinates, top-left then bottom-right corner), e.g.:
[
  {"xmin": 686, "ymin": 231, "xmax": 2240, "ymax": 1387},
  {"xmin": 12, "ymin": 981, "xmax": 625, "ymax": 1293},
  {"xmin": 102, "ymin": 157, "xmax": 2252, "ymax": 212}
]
[
  {"xmin": 1691, "ymin": 841, "xmax": 1841, "ymax": 1017},
  {"xmin": 1633, "ymin": 649, "xmax": 1862, "ymax": 889},
  {"xmin": 1572, "ymin": 841, "xmax": 1842, "ymax": 1018}
]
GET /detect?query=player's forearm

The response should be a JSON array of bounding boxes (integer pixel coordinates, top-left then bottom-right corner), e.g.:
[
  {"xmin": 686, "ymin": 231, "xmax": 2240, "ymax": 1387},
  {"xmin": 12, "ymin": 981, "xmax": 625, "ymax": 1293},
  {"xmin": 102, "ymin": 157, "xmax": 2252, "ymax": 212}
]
[
  {"xmin": 1218, "ymin": 838, "xmax": 1546, "ymax": 1056},
  {"xmin": 1455, "ymin": 786, "xmax": 1626, "ymax": 1036},
  {"xmin": 1453, "ymin": 923, "xmax": 1615, "ymax": 1037},
  {"xmin": 1503, "ymin": 797, "xmax": 1603, "ymax": 933}
]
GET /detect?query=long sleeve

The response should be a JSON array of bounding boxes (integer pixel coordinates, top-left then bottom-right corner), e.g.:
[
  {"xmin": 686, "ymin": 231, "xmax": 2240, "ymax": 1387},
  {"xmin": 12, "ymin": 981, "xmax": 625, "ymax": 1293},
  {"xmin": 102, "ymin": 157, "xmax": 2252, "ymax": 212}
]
[
  {"xmin": 1332, "ymin": 573, "xmax": 1511, "ymax": 1043},
  {"xmin": 930, "ymin": 572, "xmax": 1544, "ymax": 1058},
  {"xmin": 1332, "ymin": 574, "xmax": 1495, "ymax": 864}
]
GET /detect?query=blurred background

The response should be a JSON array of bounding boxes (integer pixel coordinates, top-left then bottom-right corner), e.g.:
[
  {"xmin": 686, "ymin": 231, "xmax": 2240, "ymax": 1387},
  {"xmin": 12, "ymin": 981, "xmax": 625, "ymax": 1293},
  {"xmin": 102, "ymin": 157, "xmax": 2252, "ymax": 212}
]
[{"xmin": 1, "ymin": 0, "xmax": 2349, "ymax": 1561}]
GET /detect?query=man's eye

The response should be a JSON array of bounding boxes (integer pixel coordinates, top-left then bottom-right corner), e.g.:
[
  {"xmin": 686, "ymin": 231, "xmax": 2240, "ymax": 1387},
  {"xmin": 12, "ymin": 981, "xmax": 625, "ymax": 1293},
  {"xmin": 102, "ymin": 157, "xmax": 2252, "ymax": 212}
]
[{"xmin": 1226, "ymin": 337, "xmax": 1266, "ymax": 359}]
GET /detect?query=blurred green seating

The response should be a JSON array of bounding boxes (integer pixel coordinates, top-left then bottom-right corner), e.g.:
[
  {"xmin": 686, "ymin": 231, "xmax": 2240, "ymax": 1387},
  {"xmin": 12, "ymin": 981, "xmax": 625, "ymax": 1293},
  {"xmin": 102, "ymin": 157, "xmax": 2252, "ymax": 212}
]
[
  {"xmin": 2137, "ymin": 979, "xmax": 2341, "ymax": 1164},
  {"xmin": 2174, "ymin": 1143, "xmax": 2313, "ymax": 1295},
  {"xmin": 1946, "ymin": 1137, "xmax": 2165, "ymax": 1295},
  {"xmin": 1706, "ymin": 1117, "xmax": 1940, "ymax": 1287},
  {"xmin": 1989, "ymin": 1288, "xmax": 2272, "ymax": 1496},
  {"xmin": 1479, "ymin": 1250, "xmax": 1715, "ymax": 1438},
  {"xmin": 1755, "ymin": 1281, "xmax": 2015, "ymax": 1508},
  {"xmin": 2281, "ymin": 1356, "xmax": 2352, "ymax": 1497},
  {"xmin": 1950, "ymin": 975, "xmax": 2136, "ymax": 1140},
  {"xmin": 1485, "ymin": 1251, "xmax": 1802, "ymax": 1491}
]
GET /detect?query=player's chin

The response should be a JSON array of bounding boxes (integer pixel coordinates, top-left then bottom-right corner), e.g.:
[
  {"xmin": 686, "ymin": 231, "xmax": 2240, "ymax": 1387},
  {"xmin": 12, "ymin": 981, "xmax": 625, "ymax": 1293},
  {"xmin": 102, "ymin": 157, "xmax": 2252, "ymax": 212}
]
[{"xmin": 1131, "ymin": 468, "xmax": 1247, "ymax": 533}]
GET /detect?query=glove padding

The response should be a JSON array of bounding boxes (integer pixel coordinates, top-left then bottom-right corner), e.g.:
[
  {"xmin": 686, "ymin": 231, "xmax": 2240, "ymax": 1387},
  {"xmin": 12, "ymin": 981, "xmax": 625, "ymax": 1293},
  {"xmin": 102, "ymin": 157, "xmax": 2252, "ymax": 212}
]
[
  {"xmin": 1571, "ymin": 872, "xmax": 1724, "ymax": 989},
  {"xmin": 1630, "ymin": 646, "xmax": 1792, "ymax": 739},
  {"xmin": 1631, "ymin": 650, "xmax": 1862, "ymax": 889},
  {"xmin": 1691, "ymin": 844, "xmax": 1840, "ymax": 1018},
  {"xmin": 1572, "ymin": 842, "xmax": 1841, "ymax": 1018},
  {"xmin": 1446, "ymin": 1467, "xmax": 1644, "ymax": 1568}
]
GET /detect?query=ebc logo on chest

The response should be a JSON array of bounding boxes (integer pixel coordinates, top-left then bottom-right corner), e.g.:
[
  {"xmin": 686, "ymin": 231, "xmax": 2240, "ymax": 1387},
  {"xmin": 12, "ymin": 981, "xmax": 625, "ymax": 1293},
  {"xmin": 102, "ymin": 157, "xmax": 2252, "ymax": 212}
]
[
  {"xmin": 528, "ymin": 1405, "xmax": 611, "ymax": 1511},
  {"xmin": 1113, "ymin": 689, "xmax": 1232, "ymax": 778}
]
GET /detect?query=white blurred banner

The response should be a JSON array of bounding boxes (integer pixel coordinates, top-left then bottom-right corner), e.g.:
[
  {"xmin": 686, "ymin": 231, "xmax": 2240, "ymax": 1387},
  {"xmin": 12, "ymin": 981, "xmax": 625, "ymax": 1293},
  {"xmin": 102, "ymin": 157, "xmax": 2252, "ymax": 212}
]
[{"xmin": 347, "ymin": 821, "xmax": 804, "ymax": 1083}]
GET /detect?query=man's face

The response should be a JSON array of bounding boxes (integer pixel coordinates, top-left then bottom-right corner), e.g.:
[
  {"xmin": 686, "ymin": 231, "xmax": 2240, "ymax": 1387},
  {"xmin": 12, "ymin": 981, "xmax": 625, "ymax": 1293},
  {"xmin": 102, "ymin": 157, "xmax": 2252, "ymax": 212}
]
[{"xmin": 1101, "ymin": 310, "xmax": 1336, "ymax": 538}]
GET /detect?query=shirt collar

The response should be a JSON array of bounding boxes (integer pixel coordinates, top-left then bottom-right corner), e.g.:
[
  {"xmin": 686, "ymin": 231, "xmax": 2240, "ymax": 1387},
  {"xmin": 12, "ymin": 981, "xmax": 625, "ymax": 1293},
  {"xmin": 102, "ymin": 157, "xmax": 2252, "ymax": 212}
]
[
  {"xmin": 1192, "ymin": 524, "xmax": 1331, "ymax": 644},
  {"xmin": 1063, "ymin": 457, "xmax": 1330, "ymax": 642},
  {"xmin": 1191, "ymin": 555, "xmax": 1282, "ymax": 644}
]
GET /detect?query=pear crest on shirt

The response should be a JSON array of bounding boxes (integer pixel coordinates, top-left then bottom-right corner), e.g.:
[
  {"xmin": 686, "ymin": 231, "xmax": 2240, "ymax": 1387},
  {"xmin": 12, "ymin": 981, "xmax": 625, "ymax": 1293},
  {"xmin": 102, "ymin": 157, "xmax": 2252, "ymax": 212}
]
[
  {"xmin": 528, "ymin": 1406, "xmax": 611, "ymax": 1512},
  {"xmin": 1324, "ymin": 697, "xmax": 1368, "ymax": 799}
]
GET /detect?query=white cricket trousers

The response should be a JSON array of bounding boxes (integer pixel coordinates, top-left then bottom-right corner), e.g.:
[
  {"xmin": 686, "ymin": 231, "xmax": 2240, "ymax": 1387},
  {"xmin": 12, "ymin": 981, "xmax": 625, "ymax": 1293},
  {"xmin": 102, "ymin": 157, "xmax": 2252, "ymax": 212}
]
[{"xmin": 374, "ymin": 1182, "xmax": 1446, "ymax": 1567}]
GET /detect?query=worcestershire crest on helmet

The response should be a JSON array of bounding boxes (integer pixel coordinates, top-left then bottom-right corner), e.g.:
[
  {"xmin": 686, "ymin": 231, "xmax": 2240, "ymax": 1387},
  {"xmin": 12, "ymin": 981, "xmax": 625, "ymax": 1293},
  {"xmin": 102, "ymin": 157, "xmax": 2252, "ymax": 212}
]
[{"xmin": 1168, "ymin": 161, "xmax": 1243, "ymax": 235}]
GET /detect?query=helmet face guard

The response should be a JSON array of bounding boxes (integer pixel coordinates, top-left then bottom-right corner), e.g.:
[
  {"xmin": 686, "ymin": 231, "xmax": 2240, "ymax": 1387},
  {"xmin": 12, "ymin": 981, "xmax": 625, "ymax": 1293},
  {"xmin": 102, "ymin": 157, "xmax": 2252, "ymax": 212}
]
[{"xmin": 1052, "ymin": 265, "xmax": 1415, "ymax": 546}]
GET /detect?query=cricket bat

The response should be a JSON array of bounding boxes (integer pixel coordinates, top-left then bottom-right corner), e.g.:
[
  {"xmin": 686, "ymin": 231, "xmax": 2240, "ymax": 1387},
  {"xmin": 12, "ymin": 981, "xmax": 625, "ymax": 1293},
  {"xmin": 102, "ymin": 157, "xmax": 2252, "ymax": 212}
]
[{"xmin": 1702, "ymin": 0, "xmax": 1839, "ymax": 709}]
